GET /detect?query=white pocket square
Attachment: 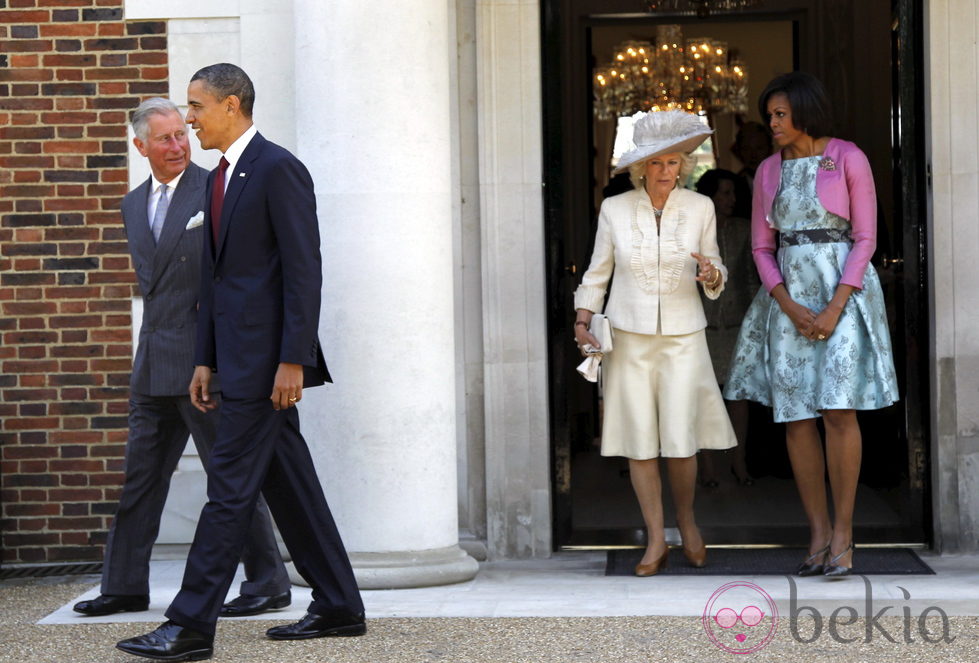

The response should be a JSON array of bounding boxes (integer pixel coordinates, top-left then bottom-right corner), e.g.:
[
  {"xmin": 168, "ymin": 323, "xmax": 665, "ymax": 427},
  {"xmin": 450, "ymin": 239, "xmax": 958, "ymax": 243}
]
[{"xmin": 185, "ymin": 211, "xmax": 205, "ymax": 229}]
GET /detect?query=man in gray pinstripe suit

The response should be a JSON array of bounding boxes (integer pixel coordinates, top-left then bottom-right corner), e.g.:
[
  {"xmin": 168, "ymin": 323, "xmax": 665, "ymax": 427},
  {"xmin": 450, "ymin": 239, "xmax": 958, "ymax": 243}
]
[{"xmin": 74, "ymin": 97, "xmax": 291, "ymax": 619}]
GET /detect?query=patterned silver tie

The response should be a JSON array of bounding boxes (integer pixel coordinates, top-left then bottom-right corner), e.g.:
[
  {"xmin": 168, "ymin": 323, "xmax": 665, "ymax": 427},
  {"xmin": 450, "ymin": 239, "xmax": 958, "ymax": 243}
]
[{"xmin": 151, "ymin": 184, "xmax": 169, "ymax": 243}]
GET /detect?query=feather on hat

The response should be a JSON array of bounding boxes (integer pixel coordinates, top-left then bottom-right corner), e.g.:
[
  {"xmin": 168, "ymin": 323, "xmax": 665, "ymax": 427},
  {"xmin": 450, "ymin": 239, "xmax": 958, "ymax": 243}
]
[{"xmin": 613, "ymin": 110, "xmax": 713, "ymax": 174}]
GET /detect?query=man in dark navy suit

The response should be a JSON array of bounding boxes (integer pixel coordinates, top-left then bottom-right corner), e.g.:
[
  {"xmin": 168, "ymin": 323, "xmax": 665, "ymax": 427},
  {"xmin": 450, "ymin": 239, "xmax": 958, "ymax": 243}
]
[
  {"xmin": 75, "ymin": 97, "xmax": 290, "ymax": 621},
  {"xmin": 117, "ymin": 64, "xmax": 364, "ymax": 662}
]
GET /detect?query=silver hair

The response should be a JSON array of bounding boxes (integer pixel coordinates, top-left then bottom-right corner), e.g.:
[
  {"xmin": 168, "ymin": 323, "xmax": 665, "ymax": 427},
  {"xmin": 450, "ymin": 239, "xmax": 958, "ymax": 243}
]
[
  {"xmin": 628, "ymin": 152, "xmax": 697, "ymax": 190},
  {"xmin": 131, "ymin": 97, "xmax": 181, "ymax": 142}
]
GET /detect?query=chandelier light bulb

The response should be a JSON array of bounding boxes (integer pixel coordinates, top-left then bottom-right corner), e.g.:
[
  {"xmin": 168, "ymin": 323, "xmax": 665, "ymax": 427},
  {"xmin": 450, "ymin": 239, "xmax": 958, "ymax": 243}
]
[{"xmin": 592, "ymin": 23, "xmax": 748, "ymax": 120}]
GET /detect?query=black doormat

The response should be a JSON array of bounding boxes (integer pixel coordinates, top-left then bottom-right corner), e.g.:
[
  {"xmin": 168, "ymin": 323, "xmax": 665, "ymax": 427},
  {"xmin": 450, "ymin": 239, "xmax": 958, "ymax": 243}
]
[{"xmin": 605, "ymin": 548, "xmax": 934, "ymax": 576}]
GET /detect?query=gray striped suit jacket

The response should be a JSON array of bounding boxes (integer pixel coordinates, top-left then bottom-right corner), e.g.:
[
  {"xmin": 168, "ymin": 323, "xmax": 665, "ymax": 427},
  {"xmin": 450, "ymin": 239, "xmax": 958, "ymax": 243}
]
[{"xmin": 122, "ymin": 162, "xmax": 218, "ymax": 396}]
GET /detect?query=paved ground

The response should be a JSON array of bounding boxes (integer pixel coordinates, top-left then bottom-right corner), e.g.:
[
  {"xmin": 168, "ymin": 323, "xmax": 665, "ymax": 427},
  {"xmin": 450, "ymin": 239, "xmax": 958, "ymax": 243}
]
[{"xmin": 4, "ymin": 552, "xmax": 979, "ymax": 662}]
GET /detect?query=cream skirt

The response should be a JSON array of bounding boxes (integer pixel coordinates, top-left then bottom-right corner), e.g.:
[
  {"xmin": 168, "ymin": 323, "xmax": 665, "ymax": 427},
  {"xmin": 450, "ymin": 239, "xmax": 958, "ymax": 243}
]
[{"xmin": 601, "ymin": 328, "xmax": 737, "ymax": 459}]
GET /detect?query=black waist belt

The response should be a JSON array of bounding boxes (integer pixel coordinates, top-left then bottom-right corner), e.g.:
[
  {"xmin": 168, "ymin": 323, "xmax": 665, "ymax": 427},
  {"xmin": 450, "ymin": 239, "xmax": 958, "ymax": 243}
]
[{"xmin": 780, "ymin": 228, "xmax": 851, "ymax": 247}]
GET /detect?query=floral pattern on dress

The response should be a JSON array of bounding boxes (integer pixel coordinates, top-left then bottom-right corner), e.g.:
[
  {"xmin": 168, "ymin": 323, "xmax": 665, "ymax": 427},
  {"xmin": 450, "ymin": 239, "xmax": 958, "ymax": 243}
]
[{"xmin": 723, "ymin": 156, "xmax": 899, "ymax": 423}]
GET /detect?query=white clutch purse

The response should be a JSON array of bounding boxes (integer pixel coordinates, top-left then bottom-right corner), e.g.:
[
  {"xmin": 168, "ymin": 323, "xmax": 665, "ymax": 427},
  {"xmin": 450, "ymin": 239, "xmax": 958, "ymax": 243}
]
[
  {"xmin": 576, "ymin": 313, "xmax": 613, "ymax": 382},
  {"xmin": 587, "ymin": 313, "xmax": 613, "ymax": 354}
]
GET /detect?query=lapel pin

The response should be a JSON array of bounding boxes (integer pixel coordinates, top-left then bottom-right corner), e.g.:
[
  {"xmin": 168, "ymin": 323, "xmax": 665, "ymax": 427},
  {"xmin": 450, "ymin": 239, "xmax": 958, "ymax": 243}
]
[{"xmin": 239, "ymin": 172, "xmax": 246, "ymax": 177}]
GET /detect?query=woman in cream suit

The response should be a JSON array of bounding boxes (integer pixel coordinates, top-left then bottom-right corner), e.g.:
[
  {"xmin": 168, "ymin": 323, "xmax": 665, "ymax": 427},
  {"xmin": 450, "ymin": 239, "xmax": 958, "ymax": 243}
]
[{"xmin": 574, "ymin": 111, "xmax": 736, "ymax": 576}]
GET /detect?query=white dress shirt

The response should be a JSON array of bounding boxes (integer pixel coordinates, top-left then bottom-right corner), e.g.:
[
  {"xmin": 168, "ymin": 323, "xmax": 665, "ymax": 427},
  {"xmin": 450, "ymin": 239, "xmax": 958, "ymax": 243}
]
[
  {"xmin": 220, "ymin": 124, "xmax": 258, "ymax": 194},
  {"xmin": 146, "ymin": 169, "xmax": 185, "ymax": 228}
]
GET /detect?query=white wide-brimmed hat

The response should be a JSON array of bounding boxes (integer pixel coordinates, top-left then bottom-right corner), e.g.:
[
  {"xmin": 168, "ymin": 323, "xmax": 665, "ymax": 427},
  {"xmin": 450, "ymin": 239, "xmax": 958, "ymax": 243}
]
[{"xmin": 613, "ymin": 110, "xmax": 713, "ymax": 174}]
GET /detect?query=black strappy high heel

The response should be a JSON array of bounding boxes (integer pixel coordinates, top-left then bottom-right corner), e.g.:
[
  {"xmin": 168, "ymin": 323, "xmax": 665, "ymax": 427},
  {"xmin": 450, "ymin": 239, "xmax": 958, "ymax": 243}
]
[
  {"xmin": 823, "ymin": 542, "xmax": 854, "ymax": 578},
  {"xmin": 796, "ymin": 543, "xmax": 830, "ymax": 577}
]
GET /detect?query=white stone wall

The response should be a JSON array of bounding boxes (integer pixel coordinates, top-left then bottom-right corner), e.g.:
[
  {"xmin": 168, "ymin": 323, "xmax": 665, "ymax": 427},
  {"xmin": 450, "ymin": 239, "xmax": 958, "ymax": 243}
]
[{"xmin": 927, "ymin": 0, "xmax": 979, "ymax": 552}]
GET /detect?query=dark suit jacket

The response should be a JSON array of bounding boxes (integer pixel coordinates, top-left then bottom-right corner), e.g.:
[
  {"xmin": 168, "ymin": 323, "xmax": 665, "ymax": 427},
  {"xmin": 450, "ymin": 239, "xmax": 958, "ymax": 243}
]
[
  {"xmin": 195, "ymin": 132, "xmax": 330, "ymax": 399},
  {"xmin": 122, "ymin": 162, "xmax": 217, "ymax": 397}
]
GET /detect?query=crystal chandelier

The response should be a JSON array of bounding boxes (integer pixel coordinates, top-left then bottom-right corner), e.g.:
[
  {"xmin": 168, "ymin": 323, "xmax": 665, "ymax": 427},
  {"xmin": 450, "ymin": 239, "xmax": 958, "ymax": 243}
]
[
  {"xmin": 593, "ymin": 25, "xmax": 749, "ymax": 120},
  {"xmin": 645, "ymin": 0, "xmax": 764, "ymax": 19}
]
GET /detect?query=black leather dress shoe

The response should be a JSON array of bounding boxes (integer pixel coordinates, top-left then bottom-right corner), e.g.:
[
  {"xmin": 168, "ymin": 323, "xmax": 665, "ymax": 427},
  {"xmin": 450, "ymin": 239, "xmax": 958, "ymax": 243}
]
[
  {"xmin": 266, "ymin": 611, "xmax": 367, "ymax": 640},
  {"xmin": 116, "ymin": 621, "xmax": 213, "ymax": 661},
  {"xmin": 73, "ymin": 594, "xmax": 149, "ymax": 616},
  {"xmin": 220, "ymin": 590, "xmax": 291, "ymax": 617}
]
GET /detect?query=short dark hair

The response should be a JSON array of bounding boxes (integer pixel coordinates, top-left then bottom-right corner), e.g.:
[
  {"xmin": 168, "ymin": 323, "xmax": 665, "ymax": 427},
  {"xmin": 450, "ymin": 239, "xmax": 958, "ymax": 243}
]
[
  {"xmin": 758, "ymin": 71, "xmax": 833, "ymax": 139},
  {"xmin": 695, "ymin": 168, "xmax": 739, "ymax": 199},
  {"xmin": 190, "ymin": 63, "xmax": 255, "ymax": 118}
]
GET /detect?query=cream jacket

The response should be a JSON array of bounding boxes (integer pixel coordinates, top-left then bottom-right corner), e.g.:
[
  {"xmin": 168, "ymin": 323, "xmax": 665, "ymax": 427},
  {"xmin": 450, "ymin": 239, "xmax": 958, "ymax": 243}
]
[{"xmin": 574, "ymin": 187, "xmax": 727, "ymax": 335}]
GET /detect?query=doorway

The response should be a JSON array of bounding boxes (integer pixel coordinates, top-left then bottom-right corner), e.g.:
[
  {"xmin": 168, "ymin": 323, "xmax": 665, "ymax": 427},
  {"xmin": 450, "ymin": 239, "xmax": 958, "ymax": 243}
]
[{"xmin": 543, "ymin": 0, "xmax": 929, "ymax": 549}]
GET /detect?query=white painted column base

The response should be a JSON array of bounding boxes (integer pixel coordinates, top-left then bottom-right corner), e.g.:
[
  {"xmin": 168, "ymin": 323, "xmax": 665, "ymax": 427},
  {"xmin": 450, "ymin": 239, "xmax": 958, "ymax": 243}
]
[{"xmin": 287, "ymin": 545, "xmax": 478, "ymax": 590}]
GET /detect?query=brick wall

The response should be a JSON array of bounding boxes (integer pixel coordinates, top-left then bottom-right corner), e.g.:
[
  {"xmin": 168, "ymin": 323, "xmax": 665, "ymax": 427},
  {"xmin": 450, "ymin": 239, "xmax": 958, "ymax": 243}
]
[{"xmin": 0, "ymin": 0, "xmax": 167, "ymax": 565}]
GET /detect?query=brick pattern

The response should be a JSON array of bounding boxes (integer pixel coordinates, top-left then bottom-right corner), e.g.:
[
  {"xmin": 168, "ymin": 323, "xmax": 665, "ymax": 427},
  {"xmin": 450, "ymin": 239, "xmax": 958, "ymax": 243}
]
[{"xmin": 0, "ymin": 0, "xmax": 168, "ymax": 564}]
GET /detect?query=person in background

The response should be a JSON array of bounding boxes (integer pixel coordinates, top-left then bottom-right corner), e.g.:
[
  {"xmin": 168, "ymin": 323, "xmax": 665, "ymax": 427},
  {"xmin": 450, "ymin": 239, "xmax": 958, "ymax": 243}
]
[
  {"xmin": 695, "ymin": 168, "xmax": 758, "ymax": 489},
  {"xmin": 574, "ymin": 110, "xmax": 736, "ymax": 577},
  {"xmin": 730, "ymin": 120, "xmax": 773, "ymax": 219}
]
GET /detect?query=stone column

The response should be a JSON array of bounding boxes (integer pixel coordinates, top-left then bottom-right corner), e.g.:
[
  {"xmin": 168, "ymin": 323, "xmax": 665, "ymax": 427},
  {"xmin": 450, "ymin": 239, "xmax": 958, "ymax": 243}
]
[
  {"xmin": 475, "ymin": 0, "xmax": 552, "ymax": 559},
  {"xmin": 928, "ymin": 0, "xmax": 979, "ymax": 553},
  {"xmin": 290, "ymin": 0, "xmax": 478, "ymax": 587}
]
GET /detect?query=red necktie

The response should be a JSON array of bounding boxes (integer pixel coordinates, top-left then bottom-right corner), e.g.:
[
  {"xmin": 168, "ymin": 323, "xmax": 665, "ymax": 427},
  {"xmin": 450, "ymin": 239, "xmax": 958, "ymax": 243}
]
[{"xmin": 210, "ymin": 156, "xmax": 230, "ymax": 245}]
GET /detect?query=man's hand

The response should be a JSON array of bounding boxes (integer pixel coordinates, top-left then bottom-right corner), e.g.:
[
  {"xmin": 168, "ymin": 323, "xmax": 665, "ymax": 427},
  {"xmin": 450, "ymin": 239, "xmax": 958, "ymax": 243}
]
[
  {"xmin": 189, "ymin": 365, "xmax": 217, "ymax": 413},
  {"xmin": 271, "ymin": 362, "xmax": 304, "ymax": 410}
]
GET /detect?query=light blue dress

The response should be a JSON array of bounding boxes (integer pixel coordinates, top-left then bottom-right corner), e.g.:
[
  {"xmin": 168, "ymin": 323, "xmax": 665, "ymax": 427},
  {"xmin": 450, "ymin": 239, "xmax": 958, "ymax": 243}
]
[{"xmin": 723, "ymin": 157, "xmax": 898, "ymax": 423}]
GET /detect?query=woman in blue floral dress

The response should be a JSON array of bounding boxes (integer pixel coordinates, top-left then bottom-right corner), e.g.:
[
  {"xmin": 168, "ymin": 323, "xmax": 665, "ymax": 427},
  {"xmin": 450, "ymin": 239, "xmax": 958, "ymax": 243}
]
[{"xmin": 724, "ymin": 72, "xmax": 898, "ymax": 577}]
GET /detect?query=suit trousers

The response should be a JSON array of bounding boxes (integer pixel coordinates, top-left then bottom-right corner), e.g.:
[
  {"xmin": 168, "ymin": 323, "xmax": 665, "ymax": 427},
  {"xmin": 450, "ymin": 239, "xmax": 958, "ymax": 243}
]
[
  {"xmin": 166, "ymin": 397, "xmax": 363, "ymax": 635},
  {"xmin": 101, "ymin": 393, "xmax": 290, "ymax": 598}
]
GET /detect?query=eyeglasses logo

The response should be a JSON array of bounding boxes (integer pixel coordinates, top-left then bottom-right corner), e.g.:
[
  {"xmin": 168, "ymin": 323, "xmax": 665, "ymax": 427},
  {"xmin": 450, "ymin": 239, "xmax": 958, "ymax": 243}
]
[
  {"xmin": 703, "ymin": 581, "xmax": 779, "ymax": 654},
  {"xmin": 714, "ymin": 605, "xmax": 766, "ymax": 638}
]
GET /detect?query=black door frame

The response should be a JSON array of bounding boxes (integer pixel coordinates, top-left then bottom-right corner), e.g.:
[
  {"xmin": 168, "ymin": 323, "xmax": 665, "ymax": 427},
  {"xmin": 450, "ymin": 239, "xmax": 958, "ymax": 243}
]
[{"xmin": 890, "ymin": 0, "xmax": 931, "ymax": 543}]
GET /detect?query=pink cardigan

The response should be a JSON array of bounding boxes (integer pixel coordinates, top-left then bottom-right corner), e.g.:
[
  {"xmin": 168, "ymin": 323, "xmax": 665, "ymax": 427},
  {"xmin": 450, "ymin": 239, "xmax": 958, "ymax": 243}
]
[{"xmin": 752, "ymin": 138, "xmax": 877, "ymax": 292}]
